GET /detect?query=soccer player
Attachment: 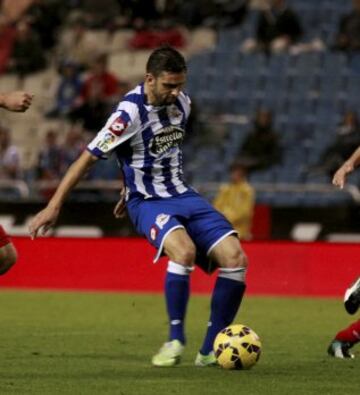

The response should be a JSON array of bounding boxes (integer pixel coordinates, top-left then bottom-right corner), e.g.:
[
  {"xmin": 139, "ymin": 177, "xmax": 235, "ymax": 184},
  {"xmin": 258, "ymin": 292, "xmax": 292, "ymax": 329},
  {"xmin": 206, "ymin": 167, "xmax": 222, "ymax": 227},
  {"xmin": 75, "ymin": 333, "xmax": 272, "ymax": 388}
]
[
  {"xmin": 328, "ymin": 277, "xmax": 360, "ymax": 358},
  {"xmin": 0, "ymin": 90, "xmax": 33, "ymax": 274},
  {"xmin": 331, "ymin": 148, "xmax": 360, "ymax": 358},
  {"xmin": 29, "ymin": 46, "xmax": 248, "ymax": 367}
]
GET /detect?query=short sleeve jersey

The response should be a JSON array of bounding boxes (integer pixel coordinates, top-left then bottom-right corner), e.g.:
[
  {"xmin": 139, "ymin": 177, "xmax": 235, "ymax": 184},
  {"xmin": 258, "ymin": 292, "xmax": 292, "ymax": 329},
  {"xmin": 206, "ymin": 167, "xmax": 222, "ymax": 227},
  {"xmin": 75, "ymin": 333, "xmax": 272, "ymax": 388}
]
[{"xmin": 87, "ymin": 83, "xmax": 191, "ymax": 199}]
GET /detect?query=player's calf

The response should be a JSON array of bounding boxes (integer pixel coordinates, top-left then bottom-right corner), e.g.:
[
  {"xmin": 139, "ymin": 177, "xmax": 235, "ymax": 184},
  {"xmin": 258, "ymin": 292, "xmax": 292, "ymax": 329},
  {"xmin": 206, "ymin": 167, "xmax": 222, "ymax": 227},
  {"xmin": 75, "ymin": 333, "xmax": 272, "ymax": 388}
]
[
  {"xmin": 153, "ymin": 229, "xmax": 195, "ymax": 366},
  {"xmin": 328, "ymin": 319, "xmax": 360, "ymax": 359},
  {"xmin": 0, "ymin": 243, "xmax": 17, "ymax": 275},
  {"xmin": 198, "ymin": 236, "xmax": 248, "ymax": 362},
  {"xmin": 344, "ymin": 277, "xmax": 360, "ymax": 315}
]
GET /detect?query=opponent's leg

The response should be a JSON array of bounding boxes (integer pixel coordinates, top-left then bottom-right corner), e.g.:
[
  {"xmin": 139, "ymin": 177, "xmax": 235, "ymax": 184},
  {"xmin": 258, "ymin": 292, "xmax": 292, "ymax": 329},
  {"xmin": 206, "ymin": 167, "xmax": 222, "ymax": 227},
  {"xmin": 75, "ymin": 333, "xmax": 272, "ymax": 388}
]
[
  {"xmin": 344, "ymin": 277, "xmax": 360, "ymax": 315},
  {"xmin": 0, "ymin": 226, "xmax": 17, "ymax": 275},
  {"xmin": 328, "ymin": 320, "xmax": 360, "ymax": 359},
  {"xmin": 152, "ymin": 228, "xmax": 196, "ymax": 367},
  {"xmin": 196, "ymin": 235, "xmax": 247, "ymax": 366}
]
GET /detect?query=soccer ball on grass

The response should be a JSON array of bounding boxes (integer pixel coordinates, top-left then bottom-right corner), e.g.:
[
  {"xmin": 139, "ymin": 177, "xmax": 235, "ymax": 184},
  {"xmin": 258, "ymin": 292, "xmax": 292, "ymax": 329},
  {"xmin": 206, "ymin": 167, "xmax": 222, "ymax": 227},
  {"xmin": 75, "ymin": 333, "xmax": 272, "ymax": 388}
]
[{"xmin": 214, "ymin": 324, "xmax": 262, "ymax": 370}]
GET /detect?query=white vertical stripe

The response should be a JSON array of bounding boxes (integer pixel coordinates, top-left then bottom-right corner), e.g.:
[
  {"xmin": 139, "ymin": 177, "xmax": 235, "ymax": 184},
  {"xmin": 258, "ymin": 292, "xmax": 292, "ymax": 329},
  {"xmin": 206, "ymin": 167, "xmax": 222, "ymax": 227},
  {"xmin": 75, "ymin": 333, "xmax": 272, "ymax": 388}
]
[
  {"xmin": 178, "ymin": 92, "xmax": 191, "ymax": 119},
  {"xmin": 130, "ymin": 130, "xmax": 148, "ymax": 197},
  {"xmin": 133, "ymin": 168, "xmax": 150, "ymax": 197},
  {"xmin": 170, "ymin": 149, "xmax": 187, "ymax": 194},
  {"xmin": 147, "ymin": 110, "xmax": 174, "ymax": 198},
  {"xmin": 151, "ymin": 165, "xmax": 172, "ymax": 197}
]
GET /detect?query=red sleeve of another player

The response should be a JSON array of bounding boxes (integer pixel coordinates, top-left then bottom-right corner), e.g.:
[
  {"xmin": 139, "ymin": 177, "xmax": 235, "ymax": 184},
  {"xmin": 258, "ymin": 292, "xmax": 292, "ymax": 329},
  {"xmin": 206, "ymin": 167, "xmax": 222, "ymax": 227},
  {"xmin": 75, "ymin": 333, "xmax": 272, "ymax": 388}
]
[{"xmin": 0, "ymin": 225, "xmax": 11, "ymax": 247}]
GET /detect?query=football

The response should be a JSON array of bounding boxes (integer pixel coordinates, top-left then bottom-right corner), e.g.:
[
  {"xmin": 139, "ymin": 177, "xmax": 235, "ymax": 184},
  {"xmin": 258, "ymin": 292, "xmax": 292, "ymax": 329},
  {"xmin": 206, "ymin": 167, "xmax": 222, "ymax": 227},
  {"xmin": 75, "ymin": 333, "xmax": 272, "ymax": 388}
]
[{"xmin": 214, "ymin": 324, "xmax": 262, "ymax": 370}]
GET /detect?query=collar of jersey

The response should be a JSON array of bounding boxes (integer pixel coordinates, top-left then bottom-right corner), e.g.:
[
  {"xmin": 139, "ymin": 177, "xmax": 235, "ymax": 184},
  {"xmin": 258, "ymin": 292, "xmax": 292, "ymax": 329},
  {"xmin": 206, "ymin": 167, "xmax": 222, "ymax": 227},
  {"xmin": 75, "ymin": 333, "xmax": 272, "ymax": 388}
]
[{"xmin": 141, "ymin": 82, "xmax": 167, "ymax": 112}]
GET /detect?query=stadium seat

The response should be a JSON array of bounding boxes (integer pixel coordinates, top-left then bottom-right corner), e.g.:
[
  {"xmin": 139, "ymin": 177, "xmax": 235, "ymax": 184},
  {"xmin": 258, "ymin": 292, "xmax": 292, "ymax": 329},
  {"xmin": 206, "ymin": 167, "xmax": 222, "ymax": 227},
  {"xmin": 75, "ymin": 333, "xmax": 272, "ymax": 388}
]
[
  {"xmin": 0, "ymin": 74, "xmax": 21, "ymax": 92},
  {"xmin": 109, "ymin": 29, "xmax": 134, "ymax": 53}
]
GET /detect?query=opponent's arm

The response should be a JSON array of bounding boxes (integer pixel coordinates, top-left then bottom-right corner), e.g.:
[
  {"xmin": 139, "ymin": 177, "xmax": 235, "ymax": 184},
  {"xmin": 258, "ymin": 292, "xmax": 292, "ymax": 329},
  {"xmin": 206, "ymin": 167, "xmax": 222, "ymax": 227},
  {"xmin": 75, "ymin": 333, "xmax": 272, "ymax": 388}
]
[
  {"xmin": 0, "ymin": 91, "xmax": 33, "ymax": 112},
  {"xmin": 29, "ymin": 150, "xmax": 98, "ymax": 239},
  {"xmin": 333, "ymin": 146, "xmax": 360, "ymax": 189}
]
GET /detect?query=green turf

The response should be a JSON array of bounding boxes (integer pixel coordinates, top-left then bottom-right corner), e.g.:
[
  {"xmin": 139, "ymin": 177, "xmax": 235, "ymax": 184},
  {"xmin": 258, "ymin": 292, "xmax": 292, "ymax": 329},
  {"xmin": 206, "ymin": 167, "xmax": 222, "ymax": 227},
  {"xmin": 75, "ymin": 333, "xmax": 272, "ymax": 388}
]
[{"xmin": 0, "ymin": 290, "xmax": 359, "ymax": 395}]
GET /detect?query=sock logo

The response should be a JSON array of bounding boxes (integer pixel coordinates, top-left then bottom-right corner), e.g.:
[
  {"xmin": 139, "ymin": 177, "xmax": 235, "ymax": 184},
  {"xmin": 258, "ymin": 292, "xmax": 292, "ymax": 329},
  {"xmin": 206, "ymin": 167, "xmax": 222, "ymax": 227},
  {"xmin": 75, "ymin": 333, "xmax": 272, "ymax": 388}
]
[{"xmin": 171, "ymin": 320, "xmax": 182, "ymax": 325}]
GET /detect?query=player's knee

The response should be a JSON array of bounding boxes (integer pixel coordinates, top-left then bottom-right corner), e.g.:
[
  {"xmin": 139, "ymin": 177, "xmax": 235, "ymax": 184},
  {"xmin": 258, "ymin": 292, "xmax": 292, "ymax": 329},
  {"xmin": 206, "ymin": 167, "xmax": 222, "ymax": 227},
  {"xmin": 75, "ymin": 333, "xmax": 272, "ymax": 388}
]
[
  {"xmin": 178, "ymin": 245, "xmax": 196, "ymax": 266},
  {"xmin": 0, "ymin": 247, "xmax": 17, "ymax": 275},
  {"xmin": 170, "ymin": 242, "xmax": 196, "ymax": 266},
  {"xmin": 221, "ymin": 248, "xmax": 248, "ymax": 269}
]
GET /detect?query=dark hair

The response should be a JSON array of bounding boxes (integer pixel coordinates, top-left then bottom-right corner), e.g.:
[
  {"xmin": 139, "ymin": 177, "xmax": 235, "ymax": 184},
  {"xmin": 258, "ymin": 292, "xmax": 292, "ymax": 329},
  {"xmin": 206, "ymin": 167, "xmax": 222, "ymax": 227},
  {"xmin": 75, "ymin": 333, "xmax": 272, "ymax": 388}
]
[
  {"xmin": 229, "ymin": 160, "xmax": 249, "ymax": 174},
  {"xmin": 146, "ymin": 46, "xmax": 187, "ymax": 77}
]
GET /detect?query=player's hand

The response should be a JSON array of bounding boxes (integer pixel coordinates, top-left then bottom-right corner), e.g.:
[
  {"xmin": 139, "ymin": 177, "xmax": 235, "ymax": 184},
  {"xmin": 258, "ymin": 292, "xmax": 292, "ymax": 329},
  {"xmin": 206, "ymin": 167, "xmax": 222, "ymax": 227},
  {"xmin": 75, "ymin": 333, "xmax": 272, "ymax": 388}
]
[
  {"xmin": 332, "ymin": 162, "xmax": 354, "ymax": 189},
  {"xmin": 28, "ymin": 205, "xmax": 60, "ymax": 239},
  {"xmin": 1, "ymin": 91, "xmax": 34, "ymax": 112},
  {"xmin": 113, "ymin": 187, "xmax": 127, "ymax": 219}
]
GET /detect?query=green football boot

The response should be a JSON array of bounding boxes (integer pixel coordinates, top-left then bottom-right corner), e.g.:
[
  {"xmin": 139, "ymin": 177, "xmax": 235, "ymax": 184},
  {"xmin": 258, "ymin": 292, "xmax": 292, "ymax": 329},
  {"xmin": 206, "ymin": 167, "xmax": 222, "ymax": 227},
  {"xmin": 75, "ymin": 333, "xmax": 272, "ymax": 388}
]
[
  {"xmin": 152, "ymin": 340, "xmax": 184, "ymax": 367},
  {"xmin": 194, "ymin": 351, "xmax": 217, "ymax": 367}
]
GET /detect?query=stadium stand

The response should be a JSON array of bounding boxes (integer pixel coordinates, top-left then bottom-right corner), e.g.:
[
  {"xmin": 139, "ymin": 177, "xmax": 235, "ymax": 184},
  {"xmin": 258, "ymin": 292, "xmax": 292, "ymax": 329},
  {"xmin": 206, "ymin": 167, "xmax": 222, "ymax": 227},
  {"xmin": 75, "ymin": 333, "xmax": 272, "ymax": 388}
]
[{"xmin": 0, "ymin": 0, "xmax": 359, "ymax": 206}]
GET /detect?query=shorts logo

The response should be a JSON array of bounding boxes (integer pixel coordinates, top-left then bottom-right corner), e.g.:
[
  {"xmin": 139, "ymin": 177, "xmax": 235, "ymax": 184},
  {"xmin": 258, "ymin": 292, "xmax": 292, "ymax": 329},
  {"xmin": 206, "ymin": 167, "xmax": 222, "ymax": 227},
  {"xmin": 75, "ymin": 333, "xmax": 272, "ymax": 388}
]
[
  {"xmin": 109, "ymin": 115, "xmax": 128, "ymax": 136},
  {"xmin": 150, "ymin": 226, "xmax": 158, "ymax": 241},
  {"xmin": 96, "ymin": 132, "xmax": 116, "ymax": 152},
  {"xmin": 155, "ymin": 213, "xmax": 170, "ymax": 230}
]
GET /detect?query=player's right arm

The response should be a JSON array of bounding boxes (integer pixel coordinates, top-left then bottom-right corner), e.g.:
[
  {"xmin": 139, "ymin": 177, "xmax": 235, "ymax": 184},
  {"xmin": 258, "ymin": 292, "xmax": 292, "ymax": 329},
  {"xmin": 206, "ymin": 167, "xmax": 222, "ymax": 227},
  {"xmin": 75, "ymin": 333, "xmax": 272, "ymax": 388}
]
[
  {"xmin": 332, "ymin": 146, "xmax": 360, "ymax": 189},
  {"xmin": 0, "ymin": 91, "xmax": 33, "ymax": 112},
  {"xmin": 29, "ymin": 151, "xmax": 98, "ymax": 239},
  {"xmin": 29, "ymin": 100, "xmax": 139, "ymax": 238}
]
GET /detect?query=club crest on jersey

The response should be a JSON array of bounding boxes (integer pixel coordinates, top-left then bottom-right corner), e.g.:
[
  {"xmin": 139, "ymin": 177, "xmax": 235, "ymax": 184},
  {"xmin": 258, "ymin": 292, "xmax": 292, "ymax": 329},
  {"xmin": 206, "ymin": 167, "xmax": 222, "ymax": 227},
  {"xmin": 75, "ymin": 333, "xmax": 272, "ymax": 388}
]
[
  {"xmin": 109, "ymin": 115, "xmax": 128, "ymax": 136},
  {"xmin": 150, "ymin": 126, "xmax": 185, "ymax": 156},
  {"xmin": 155, "ymin": 213, "xmax": 170, "ymax": 230},
  {"xmin": 169, "ymin": 105, "xmax": 183, "ymax": 121},
  {"xmin": 96, "ymin": 132, "xmax": 116, "ymax": 152}
]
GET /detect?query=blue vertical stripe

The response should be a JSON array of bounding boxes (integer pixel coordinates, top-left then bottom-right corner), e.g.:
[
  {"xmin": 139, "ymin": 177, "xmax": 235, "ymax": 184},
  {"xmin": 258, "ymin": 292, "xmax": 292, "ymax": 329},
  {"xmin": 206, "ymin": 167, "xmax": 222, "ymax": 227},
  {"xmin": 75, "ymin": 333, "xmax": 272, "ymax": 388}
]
[
  {"xmin": 157, "ymin": 107, "xmax": 179, "ymax": 195},
  {"xmin": 116, "ymin": 141, "xmax": 136, "ymax": 194}
]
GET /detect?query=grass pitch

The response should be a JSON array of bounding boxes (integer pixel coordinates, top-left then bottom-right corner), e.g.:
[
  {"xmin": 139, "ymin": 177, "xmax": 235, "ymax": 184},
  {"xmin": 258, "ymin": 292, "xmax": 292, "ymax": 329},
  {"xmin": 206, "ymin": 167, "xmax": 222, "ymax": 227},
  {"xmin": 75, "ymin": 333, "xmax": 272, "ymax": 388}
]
[{"xmin": 0, "ymin": 290, "xmax": 359, "ymax": 395}]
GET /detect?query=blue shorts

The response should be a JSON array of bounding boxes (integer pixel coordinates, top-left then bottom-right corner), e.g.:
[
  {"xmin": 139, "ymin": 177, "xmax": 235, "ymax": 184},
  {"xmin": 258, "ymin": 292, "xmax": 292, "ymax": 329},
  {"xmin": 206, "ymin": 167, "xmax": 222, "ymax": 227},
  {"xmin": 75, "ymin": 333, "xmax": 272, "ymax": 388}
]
[{"xmin": 126, "ymin": 189, "xmax": 237, "ymax": 273}]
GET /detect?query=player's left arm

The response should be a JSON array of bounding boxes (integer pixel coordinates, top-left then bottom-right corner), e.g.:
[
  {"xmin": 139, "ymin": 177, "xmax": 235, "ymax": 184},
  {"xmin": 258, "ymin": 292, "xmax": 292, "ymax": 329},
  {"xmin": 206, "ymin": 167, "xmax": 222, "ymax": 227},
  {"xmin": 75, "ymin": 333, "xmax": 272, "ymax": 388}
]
[
  {"xmin": 0, "ymin": 91, "xmax": 34, "ymax": 112},
  {"xmin": 333, "ymin": 146, "xmax": 360, "ymax": 189},
  {"xmin": 113, "ymin": 183, "xmax": 126, "ymax": 219}
]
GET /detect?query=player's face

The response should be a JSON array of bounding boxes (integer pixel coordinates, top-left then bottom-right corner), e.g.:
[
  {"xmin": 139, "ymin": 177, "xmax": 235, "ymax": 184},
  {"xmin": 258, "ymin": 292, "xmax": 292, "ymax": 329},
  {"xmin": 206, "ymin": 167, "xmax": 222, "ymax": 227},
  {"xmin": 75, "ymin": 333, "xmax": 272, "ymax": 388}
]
[{"xmin": 147, "ymin": 71, "xmax": 186, "ymax": 106}]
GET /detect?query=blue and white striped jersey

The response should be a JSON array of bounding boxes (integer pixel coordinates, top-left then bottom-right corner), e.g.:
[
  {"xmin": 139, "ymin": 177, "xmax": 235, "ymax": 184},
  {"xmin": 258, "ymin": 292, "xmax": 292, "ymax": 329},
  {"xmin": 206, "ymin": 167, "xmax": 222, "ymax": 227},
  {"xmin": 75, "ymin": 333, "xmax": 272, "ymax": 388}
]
[{"xmin": 87, "ymin": 83, "xmax": 191, "ymax": 199}]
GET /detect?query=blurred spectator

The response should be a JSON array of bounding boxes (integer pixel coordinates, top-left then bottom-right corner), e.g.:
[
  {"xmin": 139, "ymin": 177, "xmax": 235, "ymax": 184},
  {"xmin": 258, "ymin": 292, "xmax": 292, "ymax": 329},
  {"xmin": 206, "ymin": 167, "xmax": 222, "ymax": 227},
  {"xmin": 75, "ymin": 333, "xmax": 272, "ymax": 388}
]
[
  {"xmin": 26, "ymin": 0, "xmax": 64, "ymax": 51},
  {"xmin": 6, "ymin": 19, "xmax": 46, "ymax": 77},
  {"xmin": 69, "ymin": 83, "xmax": 109, "ymax": 134},
  {"xmin": 81, "ymin": 0, "xmax": 120, "ymax": 29},
  {"xmin": 203, "ymin": 0, "xmax": 250, "ymax": 29},
  {"xmin": 334, "ymin": 0, "xmax": 360, "ymax": 52},
  {"xmin": 129, "ymin": 20, "xmax": 186, "ymax": 49},
  {"xmin": 163, "ymin": 0, "xmax": 207, "ymax": 28},
  {"xmin": 57, "ymin": 17, "xmax": 101, "ymax": 70},
  {"xmin": 243, "ymin": 0, "xmax": 302, "ymax": 53},
  {"xmin": 0, "ymin": 14, "xmax": 16, "ymax": 74},
  {"xmin": 80, "ymin": 54, "xmax": 120, "ymax": 104},
  {"xmin": 239, "ymin": 109, "xmax": 281, "ymax": 171},
  {"xmin": 60, "ymin": 126, "xmax": 86, "ymax": 174},
  {"xmin": 47, "ymin": 61, "xmax": 83, "ymax": 118},
  {"xmin": 36, "ymin": 130, "xmax": 62, "ymax": 181},
  {"xmin": 0, "ymin": 125, "xmax": 21, "ymax": 180},
  {"xmin": 213, "ymin": 162, "xmax": 255, "ymax": 240},
  {"xmin": 115, "ymin": 0, "xmax": 159, "ymax": 28},
  {"xmin": 313, "ymin": 111, "xmax": 360, "ymax": 176},
  {"xmin": 1, "ymin": 0, "xmax": 34, "ymax": 23}
]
